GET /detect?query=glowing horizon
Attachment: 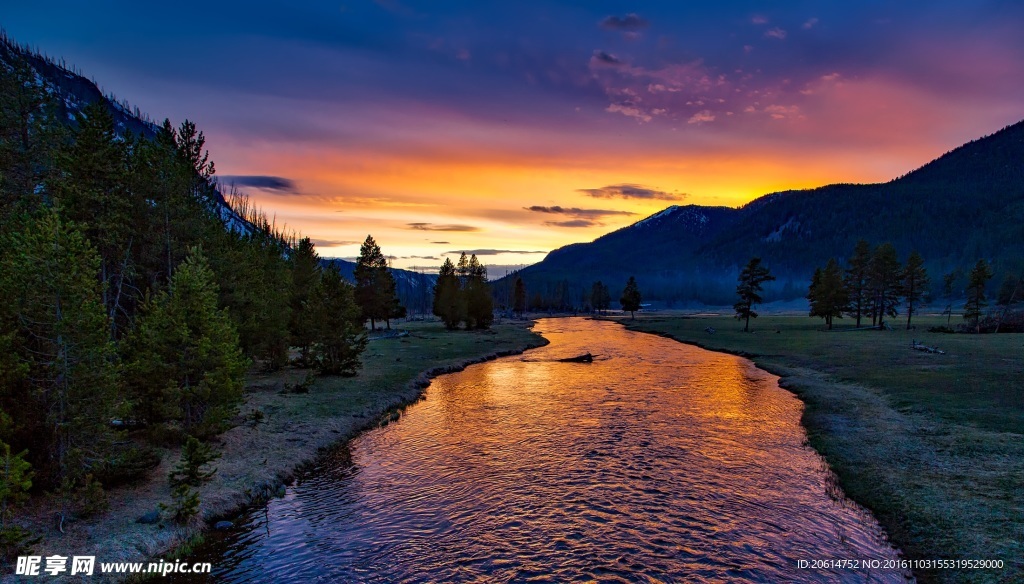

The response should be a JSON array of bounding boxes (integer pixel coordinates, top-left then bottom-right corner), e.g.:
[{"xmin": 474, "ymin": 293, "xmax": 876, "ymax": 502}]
[{"xmin": 5, "ymin": 2, "xmax": 1024, "ymax": 272}]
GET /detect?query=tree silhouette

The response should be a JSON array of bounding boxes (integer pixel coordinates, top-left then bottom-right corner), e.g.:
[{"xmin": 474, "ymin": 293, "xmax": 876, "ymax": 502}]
[
  {"xmin": 620, "ymin": 276, "xmax": 642, "ymax": 319},
  {"xmin": 513, "ymin": 277, "xmax": 526, "ymax": 318},
  {"xmin": 354, "ymin": 235, "xmax": 401, "ymax": 330},
  {"xmin": 902, "ymin": 250, "xmax": 929, "ymax": 330},
  {"xmin": 867, "ymin": 243, "xmax": 902, "ymax": 329},
  {"xmin": 964, "ymin": 259, "xmax": 993, "ymax": 333},
  {"xmin": 464, "ymin": 254, "xmax": 493, "ymax": 329},
  {"xmin": 734, "ymin": 257, "xmax": 775, "ymax": 332},
  {"xmin": 591, "ymin": 281, "xmax": 611, "ymax": 314},
  {"xmin": 844, "ymin": 239, "xmax": 872, "ymax": 327},
  {"xmin": 432, "ymin": 258, "xmax": 463, "ymax": 329},
  {"xmin": 808, "ymin": 258, "xmax": 848, "ymax": 329}
]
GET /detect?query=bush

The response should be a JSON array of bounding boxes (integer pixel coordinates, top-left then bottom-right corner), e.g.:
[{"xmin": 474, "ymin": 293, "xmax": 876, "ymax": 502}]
[{"xmin": 169, "ymin": 436, "xmax": 219, "ymax": 488}]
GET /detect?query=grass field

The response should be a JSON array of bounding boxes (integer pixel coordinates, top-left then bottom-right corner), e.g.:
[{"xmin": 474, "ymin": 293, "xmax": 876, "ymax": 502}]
[
  {"xmin": 621, "ymin": 313, "xmax": 1023, "ymax": 583},
  {"xmin": 15, "ymin": 319, "xmax": 546, "ymax": 578}
]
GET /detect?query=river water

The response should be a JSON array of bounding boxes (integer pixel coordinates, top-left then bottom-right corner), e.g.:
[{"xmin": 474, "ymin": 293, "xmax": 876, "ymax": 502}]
[{"xmin": 190, "ymin": 318, "xmax": 907, "ymax": 582}]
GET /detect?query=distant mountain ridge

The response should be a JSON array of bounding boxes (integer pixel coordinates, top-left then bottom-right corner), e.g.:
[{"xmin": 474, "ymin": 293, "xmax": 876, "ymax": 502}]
[{"xmin": 509, "ymin": 120, "xmax": 1024, "ymax": 306}]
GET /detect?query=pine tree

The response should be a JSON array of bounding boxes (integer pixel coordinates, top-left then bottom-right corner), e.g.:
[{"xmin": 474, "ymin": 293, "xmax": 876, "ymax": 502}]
[
  {"xmin": 175, "ymin": 119, "xmax": 217, "ymax": 212},
  {"xmin": 0, "ymin": 412, "xmax": 33, "ymax": 532},
  {"xmin": 902, "ymin": 251, "xmax": 929, "ymax": 330},
  {"xmin": 123, "ymin": 248, "xmax": 247, "ymax": 437},
  {"xmin": 52, "ymin": 102, "xmax": 139, "ymax": 335},
  {"xmin": 209, "ymin": 215, "xmax": 292, "ymax": 370},
  {"xmin": 941, "ymin": 271, "xmax": 958, "ymax": 326},
  {"xmin": 464, "ymin": 254, "xmax": 493, "ymax": 329},
  {"xmin": 620, "ymin": 276, "xmax": 642, "ymax": 319},
  {"xmin": 964, "ymin": 259, "xmax": 993, "ymax": 333},
  {"xmin": 734, "ymin": 258, "xmax": 775, "ymax": 331},
  {"xmin": 994, "ymin": 271, "xmax": 1022, "ymax": 334},
  {"xmin": 0, "ymin": 209, "xmax": 120, "ymax": 492},
  {"xmin": 808, "ymin": 258, "xmax": 848, "ymax": 329},
  {"xmin": 0, "ymin": 57, "xmax": 63, "ymax": 215},
  {"xmin": 996, "ymin": 274, "xmax": 1021, "ymax": 307},
  {"xmin": 310, "ymin": 269, "xmax": 367, "ymax": 375},
  {"xmin": 867, "ymin": 243, "xmax": 902, "ymax": 329},
  {"xmin": 513, "ymin": 277, "xmax": 527, "ymax": 317},
  {"xmin": 354, "ymin": 235, "xmax": 401, "ymax": 330},
  {"xmin": 168, "ymin": 436, "xmax": 219, "ymax": 488},
  {"xmin": 289, "ymin": 237, "xmax": 322, "ymax": 364},
  {"xmin": 844, "ymin": 239, "xmax": 872, "ymax": 327},
  {"xmin": 0, "ymin": 410, "xmax": 33, "ymax": 558},
  {"xmin": 591, "ymin": 281, "xmax": 611, "ymax": 314},
  {"xmin": 432, "ymin": 258, "xmax": 463, "ymax": 329}
]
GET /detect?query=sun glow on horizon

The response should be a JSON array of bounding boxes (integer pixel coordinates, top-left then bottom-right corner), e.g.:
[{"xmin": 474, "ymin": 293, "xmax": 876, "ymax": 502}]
[{"xmin": 8, "ymin": 2, "xmax": 1022, "ymax": 272}]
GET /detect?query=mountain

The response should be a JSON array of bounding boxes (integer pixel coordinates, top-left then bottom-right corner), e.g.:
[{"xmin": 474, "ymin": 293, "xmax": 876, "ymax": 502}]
[
  {"xmin": 0, "ymin": 34, "xmax": 435, "ymax": 309},
  {"xmin": 0, "ymin": 33, "xmax": 158, "ymax": 139},
  {"xmin": 509, "ymin": 120, "xmax": 1024, "ymax": 306}
]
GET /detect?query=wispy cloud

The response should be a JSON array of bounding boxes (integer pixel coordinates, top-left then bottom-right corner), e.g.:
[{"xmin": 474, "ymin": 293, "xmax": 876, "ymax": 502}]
[
  {"xmin": 544, "ymin": 219, "xmax": 598, "ymax": 228},
  {"xmin": 578, "ymin": 184, "xmax": 685, "ymax": 201},
  {"xmin": 591, "ymin": 50, "xmax": 624, "ymax": 67},
  {"xmin": 220, "ymin": 175, "xmax": 297, "ymax": 193},
  {"xmin": 406, "ymin": 223, "xmax": 480, "ymax": 232},
  {"xmin": 764, "ymin": 27, "xmax": 787, "ymax": 39},
  {"xmin": 802, "ymin": 17, "xmax": 819, "ymax": 29},
  {"xmin": 310, "ymin": 238, "xmax": 360, "ymax": 247},
  {"xmin": 446, "ymin": 249, "xmax": 546, "ymax": 256},
  {"xmin": 524, "ymin": 205, "xmax": 635, "ymax": 219}
]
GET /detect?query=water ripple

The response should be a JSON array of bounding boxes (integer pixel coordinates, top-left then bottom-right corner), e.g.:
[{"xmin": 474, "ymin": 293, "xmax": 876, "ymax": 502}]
[{"xmin": 189, "ymin": 318, "xmax": 909, "ymax": 583}]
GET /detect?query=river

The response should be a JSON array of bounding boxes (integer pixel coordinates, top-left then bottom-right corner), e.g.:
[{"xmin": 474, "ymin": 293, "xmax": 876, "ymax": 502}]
[{"xmin": 188, "ymin": 318, "xmax": 907, "ymax": 582}]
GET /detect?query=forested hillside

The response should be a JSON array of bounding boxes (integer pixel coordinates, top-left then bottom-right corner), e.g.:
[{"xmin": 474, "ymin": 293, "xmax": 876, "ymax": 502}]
[
  {"xmin": 0, "ymin": 33, "xmax": 372, "ymax": 548},
  {"xmin": 508, "ymin": 120, "xmax": 1024, "ymax": 306}
]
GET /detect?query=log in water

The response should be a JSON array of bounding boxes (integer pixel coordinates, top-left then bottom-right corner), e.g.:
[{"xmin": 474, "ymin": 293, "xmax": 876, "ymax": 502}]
[{"xmin": 189, "ymin": 318, "xmax": 908, "ymax": 582}]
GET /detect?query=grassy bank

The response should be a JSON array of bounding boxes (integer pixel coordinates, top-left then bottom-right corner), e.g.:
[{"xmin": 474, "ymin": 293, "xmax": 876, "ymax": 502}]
[
  {"xmin": 10, "ymin": 319, "xmax": 545, "ymax": 582},
  {"xmin": 621, "ymin": 313, "xmax": 1023, "ymax": 583}
]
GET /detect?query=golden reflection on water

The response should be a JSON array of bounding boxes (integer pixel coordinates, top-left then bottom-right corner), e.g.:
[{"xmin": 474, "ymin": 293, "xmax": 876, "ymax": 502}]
[{"xmin": 198, "ymin": 318, "xmax": 908, "ymax": 583}]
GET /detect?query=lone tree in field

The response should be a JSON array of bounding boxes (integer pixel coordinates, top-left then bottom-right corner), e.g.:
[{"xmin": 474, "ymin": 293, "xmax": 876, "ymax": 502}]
[
  {"xmin": 591, "ymin": 281, "xmax": 611, "ymax": 315},
  {"xmin": 844, "ymin": 239, "xmax": 872, "ymax": 327},
  {"xmin": 808, "ymin": 258, "xmax": 848, "ymax": 330},
  {"xmin": 620, "ymin": 276, "xmax": 642, "ymax": 319},
  {"xmin": 734, "ymin": 257, "xmax": 775, "ymax": 332},
  {"xmin": 354, "ymin": 235, "xmax": 402, "ymax": 330},
  {"xmin": 902, "ymin": 250, "xmax": 929, "ymax": 330},
  {"xmin": 513, "ymin": 277, "xmax": 527, "ymax": 318},
  {"xmin": 964, "ymin": 259, "xmax": 993, "ymax": 333}
]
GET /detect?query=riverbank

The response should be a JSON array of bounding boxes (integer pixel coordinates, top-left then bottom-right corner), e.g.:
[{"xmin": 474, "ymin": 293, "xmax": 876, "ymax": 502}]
[
  {"xmin": 8, "ymin": 319, "xmax": 546, "ymax": 582},
  {"xmin": 619, "ymin": 313, "xmax": 1022, "ymax": 584}
]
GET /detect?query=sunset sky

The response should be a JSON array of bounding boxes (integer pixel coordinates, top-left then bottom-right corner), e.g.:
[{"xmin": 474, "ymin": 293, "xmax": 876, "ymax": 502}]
[{"xmin": 5, "ymin": 2, "xmax": 1024, "ymax": 272}]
